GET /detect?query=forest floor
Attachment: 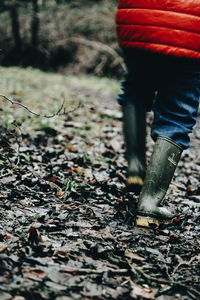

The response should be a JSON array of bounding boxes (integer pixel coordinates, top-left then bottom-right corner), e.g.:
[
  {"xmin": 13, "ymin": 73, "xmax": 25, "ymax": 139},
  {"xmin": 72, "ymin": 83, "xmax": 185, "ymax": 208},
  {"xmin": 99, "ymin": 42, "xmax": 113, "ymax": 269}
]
[{"xmin": 0, "ymin": 67, "xmax": 199, "ymax": 300}]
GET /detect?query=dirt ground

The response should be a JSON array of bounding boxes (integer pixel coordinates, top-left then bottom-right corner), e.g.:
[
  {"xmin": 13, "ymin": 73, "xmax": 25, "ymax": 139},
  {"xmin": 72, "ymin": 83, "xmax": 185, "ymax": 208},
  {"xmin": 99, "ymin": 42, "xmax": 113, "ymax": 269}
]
[{"xmin": 0, "ymin": 68, "xmax": 199, "ymax": 300}]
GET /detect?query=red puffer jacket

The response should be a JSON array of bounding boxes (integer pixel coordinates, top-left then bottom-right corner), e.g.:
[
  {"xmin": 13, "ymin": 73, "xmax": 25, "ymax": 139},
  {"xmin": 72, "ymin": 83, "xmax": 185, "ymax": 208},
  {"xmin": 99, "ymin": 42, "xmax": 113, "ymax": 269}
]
[{"xmin": 116, "ymin": 0, "xmax": 200, "ymax": 59}]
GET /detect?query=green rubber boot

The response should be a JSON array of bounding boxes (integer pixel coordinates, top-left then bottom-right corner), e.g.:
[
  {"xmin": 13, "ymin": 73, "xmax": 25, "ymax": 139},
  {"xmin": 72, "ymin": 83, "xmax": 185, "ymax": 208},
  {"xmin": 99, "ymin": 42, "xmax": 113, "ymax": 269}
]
[
  {"xmin": 135, "ymin": 136, "xmax": 183, "ymax": 227},
  {"xmin": 122, "ymin": 101, "xmax": 146, "ymax": 194}
]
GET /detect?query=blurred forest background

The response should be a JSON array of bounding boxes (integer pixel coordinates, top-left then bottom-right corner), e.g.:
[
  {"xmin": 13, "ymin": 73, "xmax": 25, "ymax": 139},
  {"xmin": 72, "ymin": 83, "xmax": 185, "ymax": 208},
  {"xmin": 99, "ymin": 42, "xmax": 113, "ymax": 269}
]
[{"xmin": 0, "ymin": 0, "xmax": 124, "ymax": 77}]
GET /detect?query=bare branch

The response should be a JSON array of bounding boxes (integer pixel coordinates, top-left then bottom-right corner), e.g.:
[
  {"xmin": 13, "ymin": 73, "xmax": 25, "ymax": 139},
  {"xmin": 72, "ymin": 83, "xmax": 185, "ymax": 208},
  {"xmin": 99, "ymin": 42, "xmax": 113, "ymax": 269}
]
[
  {"xmin": 60, "ymin": 267, "xmax": 129, "ymax": 276},
  {"xmin": 133, "ymin": 268, "xmax": 200, "ymax": 299},
  {"xmin": 54, "ymin": 36, "xmax": 126, "ymax": 71},
  {"xmin": 0, "ymin": 94, "xmax": 81, "ymax": 118}
]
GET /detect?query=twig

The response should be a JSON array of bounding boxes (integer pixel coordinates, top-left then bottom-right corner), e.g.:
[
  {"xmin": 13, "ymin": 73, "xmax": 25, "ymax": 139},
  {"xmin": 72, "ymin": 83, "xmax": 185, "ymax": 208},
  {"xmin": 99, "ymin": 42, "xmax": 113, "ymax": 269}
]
[
  {"xmin": 59, "ymin": 265, "xmax": 200, "ymax": 298},
  {"xmin": 133, "ymin": 268, "xmax": 200, "ymax": 298},
  {"xmin": 0, "ymin": 171, "xmax": 12, "ymax": 179},
  {"xmin": 186, "ymin": 291, "xmax": 198, "ymax": 300},
  {"xmin": 0, "ymin": 94, "xmax": 81, "ymax": 118},
  {"xmin": 55, "ymin": 36, "xmax": 126, "ymax": 71},
  {"xmin": 60, "ymin": 267, "xmax": 129, "ymax": 276},
  {"xmin": 172, "ymin": 256, "xmax": 197, "ymax": 276},
  {"xmin": 10, "ymin": 121, "xmax": 23, "ymax": 166},
  {"xmin": 165, "ymin": 244, "xmax": 171, "ymax": 280}
]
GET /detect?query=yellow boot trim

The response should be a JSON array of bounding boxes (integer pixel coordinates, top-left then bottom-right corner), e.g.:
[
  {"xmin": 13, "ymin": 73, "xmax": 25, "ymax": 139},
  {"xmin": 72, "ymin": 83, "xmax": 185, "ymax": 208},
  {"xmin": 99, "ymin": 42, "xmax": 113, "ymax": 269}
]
[
  {"xmin": 135, "ymin": 215, "xmax": 173, "ymax": 228},
  {"xmin": 127, "ymin": 176, "xmax": 144, "ymax": 186}
]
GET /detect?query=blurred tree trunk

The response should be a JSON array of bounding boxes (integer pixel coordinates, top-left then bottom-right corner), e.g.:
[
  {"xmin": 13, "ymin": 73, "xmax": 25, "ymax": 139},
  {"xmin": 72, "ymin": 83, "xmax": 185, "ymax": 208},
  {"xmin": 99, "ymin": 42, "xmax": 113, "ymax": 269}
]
[
  {"xmin": 42, "ymin": 0, "xmax": 47, "ymax": 7},
  {"xmin": 9, "ymin": 0, "xmax": 22, "ymax": 52},
  {"xmin": 0, "ymin": 0, "xmax": 6, "ymax": 12},
  {"xmin": 31, "ymin": 0, "xmax": 39, "ymax": 49}
]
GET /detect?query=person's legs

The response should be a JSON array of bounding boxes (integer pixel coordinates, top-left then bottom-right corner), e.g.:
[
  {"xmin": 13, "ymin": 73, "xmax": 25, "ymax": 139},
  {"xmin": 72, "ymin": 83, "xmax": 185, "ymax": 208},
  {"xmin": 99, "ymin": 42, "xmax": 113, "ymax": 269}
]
[
  {"xmin": 118, "ymin": 50, "xmax": 156, "ymax": 193},
  {"xmin": 136, "ymin": 62, "xmax": 200, "ymax": 227},
  {"xmin": 152, "ymin": 64, "xmax": 200, "ymax": 149}
]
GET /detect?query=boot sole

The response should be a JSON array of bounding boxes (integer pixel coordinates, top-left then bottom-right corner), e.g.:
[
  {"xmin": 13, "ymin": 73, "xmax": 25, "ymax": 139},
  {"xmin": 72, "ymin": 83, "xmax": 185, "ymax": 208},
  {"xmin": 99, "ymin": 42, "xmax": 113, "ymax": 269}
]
[{"xmin": 135, "ymin": 215, "xmax": 173, "ymax": 228}]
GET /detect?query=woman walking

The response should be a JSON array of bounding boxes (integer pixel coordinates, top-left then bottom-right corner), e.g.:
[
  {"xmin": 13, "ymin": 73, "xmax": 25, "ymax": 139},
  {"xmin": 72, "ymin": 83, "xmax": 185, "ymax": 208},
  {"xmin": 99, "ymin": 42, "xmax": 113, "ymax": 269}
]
[{"xmin": 116, "ymin": 0, "xmax": 200, "ymax": 227}]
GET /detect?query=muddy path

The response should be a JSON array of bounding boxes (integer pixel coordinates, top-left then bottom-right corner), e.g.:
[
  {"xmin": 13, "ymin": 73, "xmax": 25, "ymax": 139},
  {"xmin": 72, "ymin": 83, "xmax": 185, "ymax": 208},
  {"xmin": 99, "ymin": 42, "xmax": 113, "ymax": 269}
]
[{"xmin": 0, "ymin": 71, "xmax": 199, "ymax": 300}]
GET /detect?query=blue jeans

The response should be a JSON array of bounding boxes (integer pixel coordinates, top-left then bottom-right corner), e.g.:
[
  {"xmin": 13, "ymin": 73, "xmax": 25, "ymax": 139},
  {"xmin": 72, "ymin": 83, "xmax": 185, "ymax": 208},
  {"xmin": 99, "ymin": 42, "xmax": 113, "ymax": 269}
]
[{"xmin": 118, "ymin": 49, "xmax": 200, "ymax": 149}]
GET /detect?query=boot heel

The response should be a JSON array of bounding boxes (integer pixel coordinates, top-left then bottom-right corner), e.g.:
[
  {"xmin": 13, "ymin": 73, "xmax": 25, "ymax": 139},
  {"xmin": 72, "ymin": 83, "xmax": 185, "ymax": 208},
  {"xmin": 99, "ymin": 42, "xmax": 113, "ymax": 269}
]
[{"xmin": 135, "ymin": 215, "xmax": 173, "ymax": 228}]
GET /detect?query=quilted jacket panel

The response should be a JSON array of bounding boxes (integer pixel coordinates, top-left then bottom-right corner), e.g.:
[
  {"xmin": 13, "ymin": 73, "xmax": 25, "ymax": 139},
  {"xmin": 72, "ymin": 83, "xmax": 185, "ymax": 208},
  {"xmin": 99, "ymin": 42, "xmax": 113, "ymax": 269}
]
[{"xmin": 116, "ymin": 0, "xmax": 200, "ymax": 59}]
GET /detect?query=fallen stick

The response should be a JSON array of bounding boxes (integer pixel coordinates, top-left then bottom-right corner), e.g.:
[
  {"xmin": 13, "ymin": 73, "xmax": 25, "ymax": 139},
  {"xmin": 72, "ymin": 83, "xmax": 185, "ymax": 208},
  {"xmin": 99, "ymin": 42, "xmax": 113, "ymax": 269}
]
[
  {"xmin": 60, "ymin": 267, "xmax": 130, "ymax": 276},
  {"xmin": 0, "ymin": 94, "xmax": 81, "ymax": 118},
  {"xmin": 133, "ymin": 268, "xmax": 200, "ymax": 298},
  {"xmin": 59, "ymin": 266, "xmax": 200, "ymax": 298}
]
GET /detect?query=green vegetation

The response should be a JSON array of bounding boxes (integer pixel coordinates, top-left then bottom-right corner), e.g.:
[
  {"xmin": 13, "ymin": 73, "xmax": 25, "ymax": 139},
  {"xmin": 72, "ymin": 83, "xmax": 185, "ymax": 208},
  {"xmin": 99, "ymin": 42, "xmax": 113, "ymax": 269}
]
[
  {"xmin": 0, "ymin": 66, "xmax": 120, "ymax": 133},
  {"xmin": 0, "ymin": 0, "xmax": 122, "ymax": 76}
]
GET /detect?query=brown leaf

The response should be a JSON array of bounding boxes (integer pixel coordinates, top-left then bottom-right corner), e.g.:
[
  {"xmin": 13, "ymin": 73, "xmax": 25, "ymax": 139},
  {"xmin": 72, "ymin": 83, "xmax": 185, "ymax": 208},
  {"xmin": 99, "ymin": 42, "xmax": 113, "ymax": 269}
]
[
  {"xmin": 3, "ymin": 234, "xmax": 13, "ymax": 241},
  {"xmin": 49, "ymin": 176, "xmax": 59, "ymax": 183},
  {"xmin": 56, "ymin": 190, "xmax": 65, "ymax": 198},
  {"xmin": 131, "ymin": 281, "xmax": 155, "ymax": 299},
  {"xmin": 23, "ymin": 267, "xmax": 46, "ymax": 280},
  {"xmin": 0, "ymin": 243, "xmax": 8, "ymax": 253},
  {"xmin": 66, "ymin": 144, "xmax": 77, "ymax": 152},
  {"xmin": 28, "ymin": 225, "xmax": 42, "ymax": 245},
  {"xmin": 125, "ymin": 250, "xmax": 145, "ymax": 262},
  {"xmin": 109, "ymin": 139, "xmax": 121, "ymax": 152},
  {"xmin": 0, "ymin": 175, "xmax": 17, "ymax": 184}
]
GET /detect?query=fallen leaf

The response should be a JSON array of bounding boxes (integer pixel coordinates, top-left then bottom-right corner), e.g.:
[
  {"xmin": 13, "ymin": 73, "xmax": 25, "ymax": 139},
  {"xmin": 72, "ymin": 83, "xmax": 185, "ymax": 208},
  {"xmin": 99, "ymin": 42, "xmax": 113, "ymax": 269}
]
[
  {"xmin": 0, "ymin": 243, "xmax": 8, "ymax": 253},
  {"xmin": 131, "ymin": 281, "xmax": 155, "ymax": 299},
  {"xmin": 28, "ymin": 225, "xmax": 42, "ymax": 245}
]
